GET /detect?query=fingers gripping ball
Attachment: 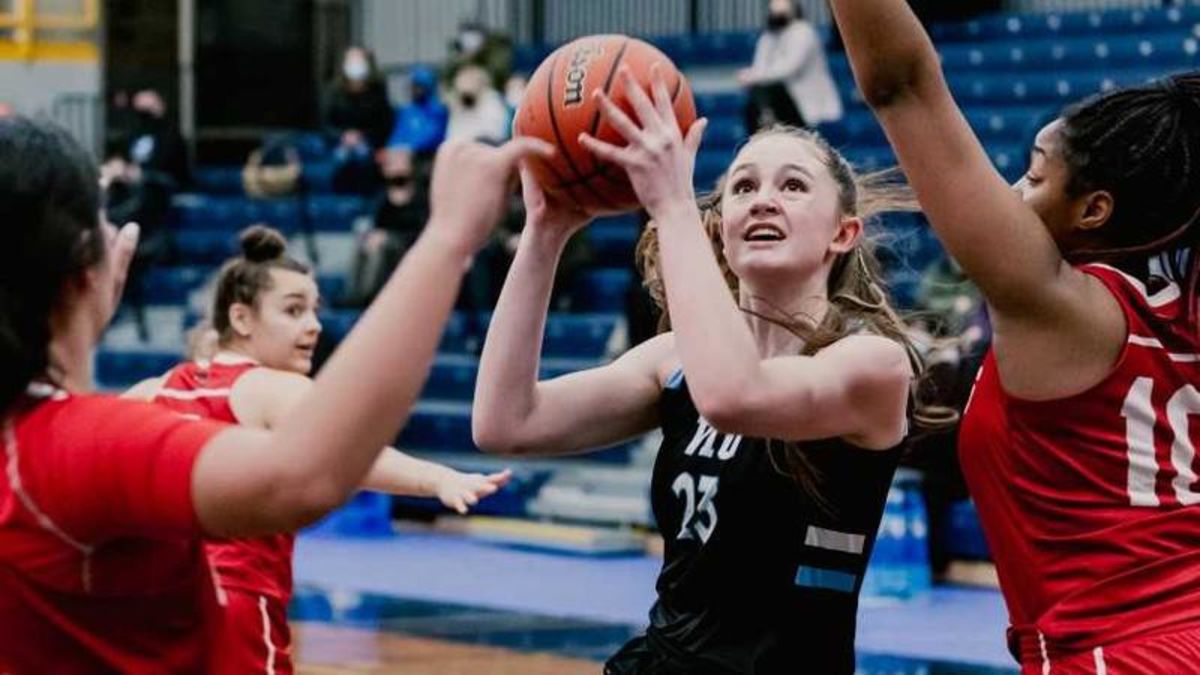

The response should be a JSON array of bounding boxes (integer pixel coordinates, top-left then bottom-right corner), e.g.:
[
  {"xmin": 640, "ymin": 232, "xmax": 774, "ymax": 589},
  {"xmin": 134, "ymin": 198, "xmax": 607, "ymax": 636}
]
[{"xmin": 514, "ymin": 34, "xmax": 697, "ymax": 215}]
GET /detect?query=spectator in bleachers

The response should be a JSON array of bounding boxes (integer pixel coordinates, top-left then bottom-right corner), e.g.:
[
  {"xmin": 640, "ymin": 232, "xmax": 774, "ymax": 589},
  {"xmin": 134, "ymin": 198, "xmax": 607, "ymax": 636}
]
[
  {"xmin": 325, "ymin": 46, "xmax": 395, "ymax": 150},
  {"xmin": 386, "ymin": 65, "xmax": 448, "ymax": 160},
  {"xmin": 130, "ymin": 90, "xmax": 190, "ymax": 185},
  {"xmin": 444, "ymin": 21, "xmax": 513, "ymax": 92},
  {"xmin": 445, "ymin": 64, "xmax": 511, "ymax": 145},
  {"xmin": 102, "ymin": 88, "xmax": 189, "ymax": 342},
  {"xmin": 343, "ymin": 147, "xmax": 429, "ymax": 307},
  {"xmin": 324, "ymin": 46, "xmax": 394, "ymax": 193},
  {"xmin": 738, "ymin": 0, "xmax": 843, "ymax": 132}
]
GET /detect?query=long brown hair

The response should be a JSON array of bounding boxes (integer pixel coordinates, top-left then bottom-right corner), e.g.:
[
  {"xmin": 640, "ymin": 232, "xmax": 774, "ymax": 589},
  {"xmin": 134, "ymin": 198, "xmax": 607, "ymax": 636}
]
[{"xmin": 636, "ymin": 125, "xmax": 955, "ymax": 502}]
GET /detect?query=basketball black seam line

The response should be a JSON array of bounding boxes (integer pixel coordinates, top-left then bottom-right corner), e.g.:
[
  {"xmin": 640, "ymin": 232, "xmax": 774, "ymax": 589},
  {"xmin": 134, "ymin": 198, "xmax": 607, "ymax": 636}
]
[
  {"xmin": 545, "ymin": 45, "xmax": 618, "ymax": 211},
  {"xmin": 587, "ymin": 38, "xmax": 631, "ymax": 138}
]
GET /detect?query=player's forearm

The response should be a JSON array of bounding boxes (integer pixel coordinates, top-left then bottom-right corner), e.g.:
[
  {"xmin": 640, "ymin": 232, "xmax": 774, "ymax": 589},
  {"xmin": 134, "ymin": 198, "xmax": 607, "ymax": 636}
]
[
  {"xmin": 828, "ymin": 0, "xmax": 942, "ymax": 109},
  {"xmin": 654, "ymin": 201, "xmax": 763, "ymax": 417},
  {"xmin": 472, "ymin": 226, "xmax": 568, "ymax": 450},
  {"xmin": 361, "ymin": 448, "xmax": 454, "ymax": 497},
  {"xmin": 272, "ymin": 230, "xmax": 469, "ymax": 500}
]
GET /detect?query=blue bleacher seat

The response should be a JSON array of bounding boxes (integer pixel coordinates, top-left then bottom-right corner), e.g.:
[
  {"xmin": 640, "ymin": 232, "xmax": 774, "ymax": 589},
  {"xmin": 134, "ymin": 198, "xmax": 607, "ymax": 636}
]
[
  {"xmin": 587, "ymin": 226, "xmax": 638, "ymax": 268},
  {"xmin": 141, "ymin": 265, "xmax": 212, "ymax": 304},
  {"xmin": 192, "ymin": 166, "xmax": 244, "ymax": 195},
  {"xmin": 95, "ymin": 349, "xmax": 182, "ymax": 389},
  {"xmin": 542, "ymin": 313, "xmax": 617, "ymax": 358},
  {"xmin": 422, "ymin": 355, "xmax": 599, "ymax": 401},
  {"xmin": 303, "ymin": 161, "xmax": 336, "ymax": 193},
  {"xmin": 319, "ymin": 310, "xmax": 617, "ymax": 360},
  {"xmin": 399, "ymin": 401, "xmax": 634, "ymax": 462},
  {"xmin": 694, "ymin": 149, "xmax": 733, "ymax": 190},
  {"xmin": 317, "ymin": 275, "xmax": 345, "ymax": 304},
  {"xmin": 694, "ymin": 92, "xmax": 744, "ymax": 117},
  {"xmin": 169, "ymin": 195, "xmax": 304, "ymax": 233},
  {"xmin": 173, "ymin": 230, "xmax": 240, "ymax": 265},
  {"xmin": 591, "ymin": 212, "xmax": 641, "ymax": 232},
  {"xmin": 318, "ymin": 308, "xmax": 360, "ymax": 342},
  {"xmin": 287, "ymin": 131, "xmax": 332, "ymax": 162},
  {"xmin": 574, "ymin": 268, "xmax": 634, "ymax": 313},
  {"xmin": 307, "ymin": 195, "xmax": 371, "ymax": 232},
  {"xmin": 928, "ymin": 7, "xmax": 1200, "ymax": 43},
  {"xmin": 703, "ymin": 115, "xmax": 746, "ymax": 150}
]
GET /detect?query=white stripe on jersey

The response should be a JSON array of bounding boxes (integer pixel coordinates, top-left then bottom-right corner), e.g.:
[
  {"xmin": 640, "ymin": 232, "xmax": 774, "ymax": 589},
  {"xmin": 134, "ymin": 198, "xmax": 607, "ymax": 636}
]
[
  {"xmin": 4, "ymin": 421, "xmax": 95, "ymax": 592},
  {"xmin": 1127, "ymin": 335, "xmax": 1200, "ymax": 362},
  {"xmin": 1089, "ymin": 263, "xmax": 1181, "ymax": 308},
  {"xmin": 156, "ymin": 387, "xmax": 233, "ymax": 400},
  {"xmin": 259, "ymin": 595, "xmax": 278, "ymax": 675}
]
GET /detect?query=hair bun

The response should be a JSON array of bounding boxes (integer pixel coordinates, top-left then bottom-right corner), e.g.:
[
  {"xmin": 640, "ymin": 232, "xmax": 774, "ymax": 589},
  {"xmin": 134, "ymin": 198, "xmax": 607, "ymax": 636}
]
[{"xmin": 238, "ymin": 224, "xmax": 287, "ymax": 263}]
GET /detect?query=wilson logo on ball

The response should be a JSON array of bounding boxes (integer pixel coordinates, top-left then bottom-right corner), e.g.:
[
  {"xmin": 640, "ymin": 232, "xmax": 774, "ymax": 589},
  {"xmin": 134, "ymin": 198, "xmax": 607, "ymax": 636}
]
[{"xmin": 563, "ymin": 44, "xmax": 603, "ymax": 106}]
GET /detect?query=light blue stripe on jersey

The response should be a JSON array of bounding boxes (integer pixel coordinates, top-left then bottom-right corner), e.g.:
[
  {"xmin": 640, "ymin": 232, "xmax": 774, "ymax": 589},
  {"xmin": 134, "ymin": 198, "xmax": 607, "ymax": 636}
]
[
  {"xmin": 794, "ymin": 565, "xmax": 857, "ymax": 593},
  {"xmin": 665, "ymin": 368, "xmax": 685, "ymax": 390}
]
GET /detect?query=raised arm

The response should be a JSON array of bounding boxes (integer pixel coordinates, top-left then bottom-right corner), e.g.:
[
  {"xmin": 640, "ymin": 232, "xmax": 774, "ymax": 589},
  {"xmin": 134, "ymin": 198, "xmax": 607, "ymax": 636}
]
[
  {"xmin": 828, "ymin": 1, "xmax": 1098, "ymax": 320},
  {"xmin": 471, "ymin": 169, "xmax": 668, "ymax": 456},
  {"xmin": 190, "ymin": 138, "xmax": 553, "ymax": 537},
  {"xmin": 828, "ymin": 1, "xmax": 1127, "ymax": 399}
]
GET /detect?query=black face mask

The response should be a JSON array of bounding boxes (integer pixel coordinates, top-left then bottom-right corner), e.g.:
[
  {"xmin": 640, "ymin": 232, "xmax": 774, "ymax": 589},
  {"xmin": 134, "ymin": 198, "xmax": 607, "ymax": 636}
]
[
  {"xmin": 460, "ymin": 93, "xmax": 477, "ymax": 109},
  {"xmin": 135, "ymin": 110, "xmax": 160, "ymax": 129},
  {"xmin": 767, "ymin": 13, "xmax": 791, "ymax": 31}
]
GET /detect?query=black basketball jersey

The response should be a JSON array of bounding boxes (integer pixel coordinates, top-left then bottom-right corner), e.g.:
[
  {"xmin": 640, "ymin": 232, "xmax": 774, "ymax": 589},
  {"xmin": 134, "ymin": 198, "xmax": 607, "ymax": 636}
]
[{"xmin": 607, "ymin": 370, "xmax": 903, "ymax": 675}]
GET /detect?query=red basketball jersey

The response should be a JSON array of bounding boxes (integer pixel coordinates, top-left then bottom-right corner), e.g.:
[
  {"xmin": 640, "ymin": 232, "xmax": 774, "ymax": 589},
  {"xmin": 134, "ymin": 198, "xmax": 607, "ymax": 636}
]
[
  {"xmin": 960, "ymin": 263, "xmax": 1200, "ymax": 662},
  {"xmin": 0, "ymin": 385, "xmax": 226, "ymax": 673},
  {"xmin": 155, "ymin": 361, "xmax": 296, "ymax": 604}
]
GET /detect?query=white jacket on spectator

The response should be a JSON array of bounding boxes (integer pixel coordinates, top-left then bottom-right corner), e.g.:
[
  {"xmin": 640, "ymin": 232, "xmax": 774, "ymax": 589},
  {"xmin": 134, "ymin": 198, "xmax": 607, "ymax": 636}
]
[
  {"xmin": 747, "ymin": 20, "xmax": 843, "ymax": 125},
  {"xmin": 446, "ymin": 65, "xmax": 511, "ymax": 144}
]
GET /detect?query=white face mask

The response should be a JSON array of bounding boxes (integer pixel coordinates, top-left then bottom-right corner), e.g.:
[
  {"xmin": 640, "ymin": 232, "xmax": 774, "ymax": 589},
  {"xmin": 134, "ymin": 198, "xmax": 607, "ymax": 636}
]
[
  {"xmin": 504, "ymin": 81, "xmax": 526, "ymax": 108},
  {"xmin": 343, "ymin": 59, "xmax": 369, "ymax": 81},
  {"xmin": 459, "ymin": 31, "xmax": 485, "ymax": 54}
]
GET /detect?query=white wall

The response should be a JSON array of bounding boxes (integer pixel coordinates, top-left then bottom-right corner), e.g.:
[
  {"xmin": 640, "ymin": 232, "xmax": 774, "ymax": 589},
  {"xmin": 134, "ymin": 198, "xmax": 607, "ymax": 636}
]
[
  {"xmin": 0, "ymin": 61, "xmax": 98, "ymax": 114},
  {"xmin": 362, "ymin": 0, "xmax": 515, "ymax": 69}
]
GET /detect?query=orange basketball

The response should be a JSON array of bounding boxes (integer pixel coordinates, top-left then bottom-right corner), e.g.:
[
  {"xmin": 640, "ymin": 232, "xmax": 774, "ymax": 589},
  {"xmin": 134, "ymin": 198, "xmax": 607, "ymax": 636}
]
[{"xmin": 514, "ymin": 34, "xmax": 697, "ymax": 215}]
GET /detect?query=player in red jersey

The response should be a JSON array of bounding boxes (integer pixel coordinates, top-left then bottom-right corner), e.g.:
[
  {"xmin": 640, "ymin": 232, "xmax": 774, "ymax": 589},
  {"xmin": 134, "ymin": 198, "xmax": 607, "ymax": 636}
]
[
  {"xmin": 125, "ymin": 224, "xmax": 510, "ymax": 674},
  {"xmin": 830, "ymin": 1, "xmax": 1200, "ymax": 672},
  {"xmin": 0, "ymin": 115, "xmax": 550, "ymax": 673}
]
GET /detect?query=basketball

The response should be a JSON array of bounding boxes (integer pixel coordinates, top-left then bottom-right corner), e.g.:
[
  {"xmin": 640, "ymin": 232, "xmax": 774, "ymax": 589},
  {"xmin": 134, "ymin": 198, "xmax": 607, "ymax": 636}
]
[{"xmin": 514, "ymin": 34, "xmax": 697, "ymax": 215}]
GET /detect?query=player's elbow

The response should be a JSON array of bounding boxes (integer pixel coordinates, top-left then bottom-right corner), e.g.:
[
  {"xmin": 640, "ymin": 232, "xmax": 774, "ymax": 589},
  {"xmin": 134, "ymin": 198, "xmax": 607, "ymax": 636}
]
[
  {"xmin": 472, "ymin": 417, "xmax": 525, "ymax": 456},
  {"xmin": 692, "ymin": 385, "xmax": 756, "ymax": 433},
  {"xmin": 279, "ymin": 478, "xmax": 351, "ymax": 529},
  {"xmin": 854, "ymin": 57, "xmax": 938, "ymax": 111}
]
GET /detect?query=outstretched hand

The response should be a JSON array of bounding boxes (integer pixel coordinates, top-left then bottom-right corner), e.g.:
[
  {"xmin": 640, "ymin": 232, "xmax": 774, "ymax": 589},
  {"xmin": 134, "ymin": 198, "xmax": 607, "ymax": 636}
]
[
  {"xmin": 435, "ymin": 468, "xmax": 513, "ymax": 515},
  {"xmin": 578, "ymin": 64, "xmax": 707, "ymax": 218}
]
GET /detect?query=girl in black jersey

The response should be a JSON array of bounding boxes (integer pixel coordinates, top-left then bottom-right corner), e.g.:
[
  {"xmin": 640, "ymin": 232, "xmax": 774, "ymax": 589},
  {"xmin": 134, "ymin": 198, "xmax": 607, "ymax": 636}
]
[{"xmin": 473, "ymin": 66, "xmax": 938, "ymax": 674}]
